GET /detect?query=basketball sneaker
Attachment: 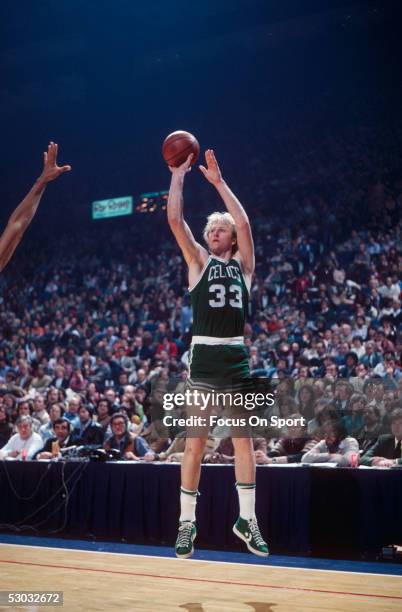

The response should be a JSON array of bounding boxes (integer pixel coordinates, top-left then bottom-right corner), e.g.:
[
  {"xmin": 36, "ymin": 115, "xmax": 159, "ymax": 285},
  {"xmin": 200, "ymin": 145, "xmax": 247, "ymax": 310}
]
[
  {"xmin": 175, "ymin": 521, "xmax": 197, "ymax": 559},
  {"xmin": 233, "ymin": 516, "xmax": 269, "ymax": 557}
]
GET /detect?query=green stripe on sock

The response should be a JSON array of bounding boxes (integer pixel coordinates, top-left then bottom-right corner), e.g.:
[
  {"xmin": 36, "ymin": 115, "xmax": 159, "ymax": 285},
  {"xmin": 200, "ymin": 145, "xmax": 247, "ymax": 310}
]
[
  {"xmin": 236, "ymin": 482, "xmax": 256, "ymax": 489},
  {"xmin": 181, "ymin": 487, "xmax": 198, "ymax": 496}
]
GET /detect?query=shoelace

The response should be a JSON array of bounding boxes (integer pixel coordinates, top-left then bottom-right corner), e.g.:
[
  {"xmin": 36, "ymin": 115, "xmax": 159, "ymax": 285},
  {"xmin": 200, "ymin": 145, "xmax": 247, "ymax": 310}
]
[
  {"xmin": 177, "ymin": 522, "xmax": 193, "ymax": 547},
  {"xmin": 248, "ymin": 518, "xmax": 265, "ymax": 546}
]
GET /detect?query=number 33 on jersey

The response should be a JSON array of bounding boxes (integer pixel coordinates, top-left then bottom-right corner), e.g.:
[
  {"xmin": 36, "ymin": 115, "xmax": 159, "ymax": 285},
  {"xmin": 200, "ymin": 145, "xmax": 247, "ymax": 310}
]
[{"xmin": 190, "ymin": 256, "xmax": 249, "ymax": 339}]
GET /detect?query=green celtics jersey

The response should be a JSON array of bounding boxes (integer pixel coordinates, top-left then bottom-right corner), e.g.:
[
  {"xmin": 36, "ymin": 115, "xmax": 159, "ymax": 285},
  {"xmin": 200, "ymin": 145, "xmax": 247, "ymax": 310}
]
[{"xmin": 190, "ymin": 256, "xmax": 249, "ymax": 338}]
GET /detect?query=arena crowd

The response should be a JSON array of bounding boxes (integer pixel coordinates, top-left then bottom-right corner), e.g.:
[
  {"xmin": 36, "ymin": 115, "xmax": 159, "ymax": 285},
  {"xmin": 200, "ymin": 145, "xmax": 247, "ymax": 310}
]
[{"xmin": 0, "ymin": 115, "xmax": 401, "ymax": 468}]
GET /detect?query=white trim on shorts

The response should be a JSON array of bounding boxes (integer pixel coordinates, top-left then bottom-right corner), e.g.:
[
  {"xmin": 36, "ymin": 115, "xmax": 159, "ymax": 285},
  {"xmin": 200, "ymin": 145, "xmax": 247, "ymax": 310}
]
[{"xmin": 191, "ymin": 335, "xmax": 245, "ymax": 346}]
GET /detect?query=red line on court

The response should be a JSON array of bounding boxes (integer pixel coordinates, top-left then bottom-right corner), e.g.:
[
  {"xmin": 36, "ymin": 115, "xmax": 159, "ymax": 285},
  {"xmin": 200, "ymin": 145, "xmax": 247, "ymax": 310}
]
[{"xmin": 1, "ymin": 558, "xmax": 401, "ymax": 601}]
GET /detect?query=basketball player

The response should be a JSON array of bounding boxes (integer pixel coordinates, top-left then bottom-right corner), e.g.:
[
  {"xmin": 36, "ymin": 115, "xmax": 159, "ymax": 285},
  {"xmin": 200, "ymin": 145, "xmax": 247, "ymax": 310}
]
[
  {"xmin": 0, "ymin": 142, "xmax": 71, "ymax": 272},
  {"xmin": 167, "ymin": 149, "xmax": 268, "ymax": 558}
]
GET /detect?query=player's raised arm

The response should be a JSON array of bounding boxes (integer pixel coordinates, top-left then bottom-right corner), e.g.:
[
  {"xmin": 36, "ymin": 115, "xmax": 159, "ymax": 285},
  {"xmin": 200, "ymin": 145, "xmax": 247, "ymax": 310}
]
[
  {"xmin": 199, "ymin": 149, "xmax": 255, "ymax": 276},
  {"xmin": 0, "ymin": 142, "xmax": 71, "ymax": 273},
  {"xmin": 167, "ymin": 154, "xmax": 208, "ymax": 268}
]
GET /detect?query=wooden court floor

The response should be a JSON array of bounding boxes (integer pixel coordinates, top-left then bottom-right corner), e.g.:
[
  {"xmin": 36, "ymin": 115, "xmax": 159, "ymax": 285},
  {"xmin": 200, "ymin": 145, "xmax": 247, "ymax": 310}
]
[{"xmin": 0, "ymin": 544, "xmax": 401, "ymax": 611}]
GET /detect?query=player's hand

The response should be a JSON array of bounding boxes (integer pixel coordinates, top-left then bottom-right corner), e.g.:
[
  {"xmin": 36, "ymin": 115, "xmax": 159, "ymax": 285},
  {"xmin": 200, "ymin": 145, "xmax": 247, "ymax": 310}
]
[
  {"xmin": 169, "ymin": 154, "xmax": 193, "ymax": 176},
  {"xmin": 199, "ymin": 149, "xmax": 223, "ymax": 185},
  {"xmin": 39, "ymin": 142, "xmax": 71, "ymax": 184}
]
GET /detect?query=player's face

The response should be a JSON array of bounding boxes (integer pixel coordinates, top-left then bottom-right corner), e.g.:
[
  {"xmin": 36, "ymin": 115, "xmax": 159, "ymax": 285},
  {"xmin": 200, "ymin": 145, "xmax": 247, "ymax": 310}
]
[{"xmin": 207, "ymin": 223, "xmax": 234, "ymax": 255}]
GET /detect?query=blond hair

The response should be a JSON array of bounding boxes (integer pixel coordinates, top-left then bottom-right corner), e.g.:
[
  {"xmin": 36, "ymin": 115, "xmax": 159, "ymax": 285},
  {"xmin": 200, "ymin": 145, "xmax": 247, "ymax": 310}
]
[{"xmin": 202, "ymin": 212, "xmax": 238, "ymax": 254}]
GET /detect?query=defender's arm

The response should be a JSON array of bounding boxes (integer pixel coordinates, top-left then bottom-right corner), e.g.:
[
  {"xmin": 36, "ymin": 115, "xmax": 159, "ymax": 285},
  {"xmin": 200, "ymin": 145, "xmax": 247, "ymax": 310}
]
[{"xmin": 0, "ymin": 142, "xmax": 71, "ymax": 272}]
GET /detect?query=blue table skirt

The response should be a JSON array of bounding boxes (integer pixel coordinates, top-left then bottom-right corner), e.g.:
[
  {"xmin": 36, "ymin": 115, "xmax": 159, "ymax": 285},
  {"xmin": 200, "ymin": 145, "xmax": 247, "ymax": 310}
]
[{"xmin": 1, "ymin": 461, "xmax": 401, "ymax": 557}]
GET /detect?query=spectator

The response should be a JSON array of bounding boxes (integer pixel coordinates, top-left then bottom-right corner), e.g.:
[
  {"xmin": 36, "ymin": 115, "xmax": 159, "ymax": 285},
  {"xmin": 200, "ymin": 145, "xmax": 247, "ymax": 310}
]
[
  {"xmin": 36, "ymin": 418, "xmax": 74, "ymax": 459},
  {"xmin": 342, "ymin": 393, "xmax": 366, "ymax": 437},
  {"xmin": 39, "ymin": 403, "xmax": 64, "ymax": 442},
  {"xmin": 31, "ymin": 394, "xmax": 51, "ymax": 427},
  {"xmin": 104, "ymin": 413, "xmax": 156, "ymax": 461},
  {"xmin": 63, "ymin": 395, "xmax": 81, "ymax": 429},
  {"xmin": 94, "ymin": 398, "xmax": 112, "ymax": 432},
  {"xmin": 256, "ymin": 414, "xmax": 315, "ymax": 464},
  {"xmin": 302, "ymin": 419, "xmax": 359, "ymax": 466},
  {"xmin": 356, "ymin": 404, "xmax": 387, "ymax": 454},
  {"xmin": 360, "ymin": 408, "xmax": 402, "ymax": 467},
  {"xmin": 0, "ymin": 404, "xmax": 13, "ymax": 447},
  {"xmin": 71, "ymin": 405, "xmax": 104, "ymax": 448},
  {"xmin": 0, "ymin": 416, "xmax": 43, "ymax": 460}
]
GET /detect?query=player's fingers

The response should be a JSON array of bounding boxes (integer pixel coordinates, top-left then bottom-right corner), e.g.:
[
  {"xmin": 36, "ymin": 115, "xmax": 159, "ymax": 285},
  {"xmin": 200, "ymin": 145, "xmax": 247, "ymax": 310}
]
[
  {"xmin": 184, "ymin": 153, "xmax": 193, "ymax": 166},
  {"xmin": 199, "ymin": 165, "xmax": 207, "ymax": 176},
  {"xmin": 48, "ymin": 142, "xmax": 56, "ymax": 163},
  {"xmin": 43, "ymin": 152, "xmax": 48, "ymax": 165},
  {"xmin": 59, "ymin": 165, "xmax": 72, "ymax": 173}
]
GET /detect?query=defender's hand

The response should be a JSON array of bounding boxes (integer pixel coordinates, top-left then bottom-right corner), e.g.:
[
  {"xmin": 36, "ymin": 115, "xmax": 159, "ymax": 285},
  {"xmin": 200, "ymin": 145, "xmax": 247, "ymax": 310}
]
[{"xmin": 39, "ymin": 142, "xmax": 71, "ymax": 184}]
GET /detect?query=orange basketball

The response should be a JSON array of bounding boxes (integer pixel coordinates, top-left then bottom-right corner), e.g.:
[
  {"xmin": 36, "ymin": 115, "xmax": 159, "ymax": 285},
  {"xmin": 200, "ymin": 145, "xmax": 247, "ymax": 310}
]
[{"xmin": 162, "ymin": 131, "xmax": 200, "ymax": 167}]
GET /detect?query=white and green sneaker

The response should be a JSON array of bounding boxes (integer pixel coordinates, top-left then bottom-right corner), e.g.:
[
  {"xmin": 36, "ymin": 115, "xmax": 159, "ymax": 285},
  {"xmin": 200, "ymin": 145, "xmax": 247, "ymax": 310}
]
[
  {"xmin": 175, "ymin": 521, "xmax": 197, "ymax": 559},
  {"xmin": 233, "ymin": 516, "xmax": 269, "ymax": 557}
]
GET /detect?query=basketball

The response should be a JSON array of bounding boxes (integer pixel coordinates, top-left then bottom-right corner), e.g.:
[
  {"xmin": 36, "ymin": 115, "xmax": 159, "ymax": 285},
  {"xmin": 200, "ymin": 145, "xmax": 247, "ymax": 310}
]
[{"xmin": 162, "ymin": 130, "xmax": 200, "ymax": 167}]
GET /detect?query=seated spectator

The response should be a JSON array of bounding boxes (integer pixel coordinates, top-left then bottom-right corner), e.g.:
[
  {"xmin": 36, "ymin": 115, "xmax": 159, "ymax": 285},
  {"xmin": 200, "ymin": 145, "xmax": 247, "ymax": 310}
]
[
  {"xmin": 71, "ymin": 405, "xmax": 104, "ymax": 448},
  {"xmin": 296, "ymin": 384, "xmax": 316, "ymax": 420},
  {"xmin": 63, "ymin": 395, "xmax": 81, "ymax": 429},
  {"xmin": 46, "ymin": 386, "xmax": 64, "ymax": 407},
  {"xmin": 360, "ymin": 341, "xmax": 382, "ymax": 370},
  {"xmin": 356, "ymin": 404, "xmax": 387, "ymax": 454},
  {"xmin": 69, "ymin": 368, "xmax": 88, "ymax": 393},
  {"xmin": 256, "ymin": 413, "xmax": 315, "ymax": 464},
  {"xmin": 0, "ymin": 404, "xmax": 13, "ymax": 447},
  {"xmin": 0, "ymin": 415, "xmax": 43, "ymax": 460},
  {"xmin": 301, "ymin": 419, "xmax": 359, "ymax": 466},
  {"xmin": 374, "ymin": 352, "xmax": 402, "ymax": 383},
  {"xmin": 342, "ymin": 393, "xmax": 366, "ymax": 437},
  {"xmin": 340, "ymin": 352, "xmax": 359, "ymax": 378},
  {"xmin": 332, "ymin": 381, "xmax": 354, "ymax": 417},
  {"xmin": 31, "ymin": 394, "xmax": 50, "ymax": 427},
  {"xmin": 307, "ymin": 398, "xmax": 336, "ymax": 437},
  {"xmin": 36, "ymin": 418, "xmax": 74, "ymax": 459},
  {"xmin": 94, "ymin": 398, "xmax": 112, "ymax": 432},
  {"xmin": 51, "ymin": 365, "xmax": 70, "ymax": 390},
  {"xmin": 104, "ymin": 412, "xmax": 155, "ymax": 461},
  {"xmin": 360, "ymin": 408, "xmax": 402, "ymax": 467},
  {"xmin": 104, "ymin": 387, "xmax": 120, "ymax": 412},
  {"xmin": 39, "ymin": 403, "xmax": 64, "ymax": 442},
  {"xmin": 15, "ymin": 360, "xmax": 33, "ymax": 390},
  {"xmin": 15, "ymin": 399, "xmax": 41, "ymax": 433},
  {"xmin": 30, "ymin": 365, "xmax": 52, "ymax": 392}
]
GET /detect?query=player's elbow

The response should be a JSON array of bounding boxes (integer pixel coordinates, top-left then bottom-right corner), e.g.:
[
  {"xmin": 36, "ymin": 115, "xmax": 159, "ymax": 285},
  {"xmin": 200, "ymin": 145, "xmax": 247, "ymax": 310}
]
[
  {"xmin": 167, "ymin": 214, "xmax": 184, "ymax": 229},
  {"xmin": 235, "ymin": 216, "xmax": 250, "ymax": 230}
]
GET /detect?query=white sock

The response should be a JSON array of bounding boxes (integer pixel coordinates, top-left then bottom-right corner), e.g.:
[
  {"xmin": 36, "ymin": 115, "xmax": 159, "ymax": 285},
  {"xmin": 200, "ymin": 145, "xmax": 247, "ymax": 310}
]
[
  {"xmin": 236, "ymin": 482, "xmax": 256, "ymax": 520},
  {"xmin": 179, "ymin": 487, "xmax": 198, "ymax": 522}
]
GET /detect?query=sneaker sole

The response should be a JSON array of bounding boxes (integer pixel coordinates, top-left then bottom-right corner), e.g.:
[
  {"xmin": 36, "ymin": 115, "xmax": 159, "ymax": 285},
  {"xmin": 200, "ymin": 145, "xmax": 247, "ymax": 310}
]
[
  {"xmin": 232, "ymin": 525, "xmax": 269, "ymax": 557},
  {"xmin": 175, "ymin": 531, "xmax": 197, "ymax": 559}
]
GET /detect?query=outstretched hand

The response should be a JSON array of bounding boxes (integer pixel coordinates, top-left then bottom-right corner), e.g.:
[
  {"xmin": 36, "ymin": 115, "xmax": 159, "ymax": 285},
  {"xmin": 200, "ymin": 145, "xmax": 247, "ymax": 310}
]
[
  {"xmin": 39, "ymin": 142, "xmax": 71, "ymax": 183},
  {"xmin": 199, "ymin": 149, "xmax": 223, "ymax": 185}
]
